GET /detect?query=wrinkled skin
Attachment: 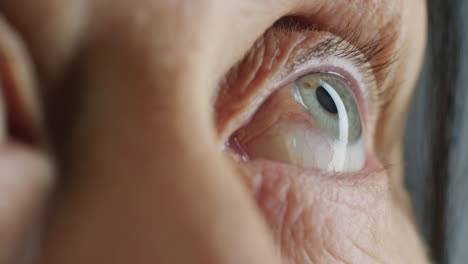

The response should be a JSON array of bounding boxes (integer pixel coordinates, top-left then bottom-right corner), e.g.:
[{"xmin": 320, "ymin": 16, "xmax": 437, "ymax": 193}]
[{"xmin": 0, "ymin": 0, "xmax": 428, "ymax": 263}]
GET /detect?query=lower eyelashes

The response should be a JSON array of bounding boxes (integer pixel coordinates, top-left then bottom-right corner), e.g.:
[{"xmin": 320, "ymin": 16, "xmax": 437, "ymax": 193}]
[{"xmin": 229, "ymin": 72, "xmax": 366, "ymax": 173}]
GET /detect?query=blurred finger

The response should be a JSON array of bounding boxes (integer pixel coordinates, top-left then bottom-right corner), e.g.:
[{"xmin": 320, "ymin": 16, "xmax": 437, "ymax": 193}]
[{"xmin": 0, "ymin": 145, "xmax": 52, "ymax": 263}]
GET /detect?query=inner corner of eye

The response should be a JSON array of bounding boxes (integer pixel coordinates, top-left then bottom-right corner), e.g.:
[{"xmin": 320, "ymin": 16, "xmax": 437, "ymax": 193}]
[{"xmin": 226, "ymin": 71, "xmax": 368, "ymax": 174}]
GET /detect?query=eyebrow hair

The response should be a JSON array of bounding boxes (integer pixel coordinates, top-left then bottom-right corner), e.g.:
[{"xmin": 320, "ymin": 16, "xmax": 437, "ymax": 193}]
[{"xmin": 273, "ymin": 17, "xmax": 400, "ymax": 112}]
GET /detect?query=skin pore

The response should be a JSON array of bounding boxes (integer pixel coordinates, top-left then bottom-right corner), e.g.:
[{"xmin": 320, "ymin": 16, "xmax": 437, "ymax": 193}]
[{"xmin": 0, "ymin": 0, "xmax": 428, "ymax": 263}]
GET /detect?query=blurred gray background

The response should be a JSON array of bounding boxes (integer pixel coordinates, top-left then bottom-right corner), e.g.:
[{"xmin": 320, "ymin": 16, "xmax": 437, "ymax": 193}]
[{"xmin": 405, "ymin": 0, "xmax": 468, "ymax": 263}]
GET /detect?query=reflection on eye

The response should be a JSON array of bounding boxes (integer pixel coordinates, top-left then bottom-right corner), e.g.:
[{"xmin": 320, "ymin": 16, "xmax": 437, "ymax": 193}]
[
  {"xmin": 295, "ymin": 73, "xmax": 362, "ymax": 144},
  {"xmin": 230, "ymin": 72, "xmax": 366, "ymax": 173}
]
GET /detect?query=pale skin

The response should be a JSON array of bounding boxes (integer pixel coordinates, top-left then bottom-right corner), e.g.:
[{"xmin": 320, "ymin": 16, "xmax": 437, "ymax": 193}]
[{"xmin": 0, "ymin": 0, "xmax": 429, "ymax": 263}]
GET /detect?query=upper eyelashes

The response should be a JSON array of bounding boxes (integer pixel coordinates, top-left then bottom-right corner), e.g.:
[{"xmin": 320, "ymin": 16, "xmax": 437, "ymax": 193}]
[
  {"xmin": 273, "ymin": 17, "xmax": 400, "ymax": 113},
  {"xmin": 215, "ymin": 19, "xmax": 399, "ymax": 145}
]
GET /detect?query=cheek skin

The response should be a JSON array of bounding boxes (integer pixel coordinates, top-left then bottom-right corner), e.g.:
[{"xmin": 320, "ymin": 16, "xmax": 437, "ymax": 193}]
[{"xmin": 237, "ymin": 160, "xmax": 428, "ymax": 263}]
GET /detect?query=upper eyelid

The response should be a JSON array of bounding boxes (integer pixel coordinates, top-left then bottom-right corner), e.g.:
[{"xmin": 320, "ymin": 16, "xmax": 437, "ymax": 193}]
[
  {"xmin": 273, "ymin": 18, "xmax": 400, "ymax": 98},
  {"xmin": 287, "ymin": 33, "xmax": 398, "ymax": 115},
  {"xmin": 299, "ymin": 33, "xmax": 398, "ymax": 82},
  {"xmin": 216, "ymin": 25, "xmax": 399, "ymax": 143}
]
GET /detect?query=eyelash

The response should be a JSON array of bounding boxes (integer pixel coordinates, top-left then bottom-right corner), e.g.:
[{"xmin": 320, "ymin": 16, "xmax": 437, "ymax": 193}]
[
  {"xmin": 216, "ymin": 18, "xmax": 400, "ymax": 145},
  {"xmin": 273, "ymin": 17, "xmax": 399, "ymax": 113}
]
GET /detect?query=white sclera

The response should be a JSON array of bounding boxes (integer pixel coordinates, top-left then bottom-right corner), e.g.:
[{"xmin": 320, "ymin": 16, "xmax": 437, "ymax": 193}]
[
  {"xmin": 245, "ymin": 72, "xmax": 366, "ymax": 173},
  {"xmin": 287, "ymin": 74, "xmax": 365, "ymax": 173},
  {"xmin": 285, "ymin": 123, "xmax": 365, "ymax": 173}
]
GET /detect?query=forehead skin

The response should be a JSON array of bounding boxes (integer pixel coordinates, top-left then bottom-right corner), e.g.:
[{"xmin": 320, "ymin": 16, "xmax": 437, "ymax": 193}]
[{"xmin": 0, "ymin": 0, "xmax": 426, "ymax": 263}]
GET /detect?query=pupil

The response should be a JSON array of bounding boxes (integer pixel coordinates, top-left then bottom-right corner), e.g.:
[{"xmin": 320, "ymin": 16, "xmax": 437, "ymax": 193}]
[{"xmin": 316, "ymin": 86, "xmax": 338, "ymax": 114}]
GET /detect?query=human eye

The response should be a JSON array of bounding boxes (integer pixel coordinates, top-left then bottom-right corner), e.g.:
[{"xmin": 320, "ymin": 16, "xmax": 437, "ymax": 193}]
[
  {"xmin": 232, "ymin": 71, "xmax": 365, "ymax": 173},
  {"xmin": 216, "ymin": 18, "xmax": 397, "ymax": 176}
]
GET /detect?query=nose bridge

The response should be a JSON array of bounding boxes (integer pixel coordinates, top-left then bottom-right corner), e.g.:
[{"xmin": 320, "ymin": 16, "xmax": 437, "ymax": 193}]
[
  {"xmin": 66, "ymin": 1, "xmax": 223, "ymax": 172},
  {"xmin": 41, "ymin": 3, "xmax": 282, "ymax": 263}
]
